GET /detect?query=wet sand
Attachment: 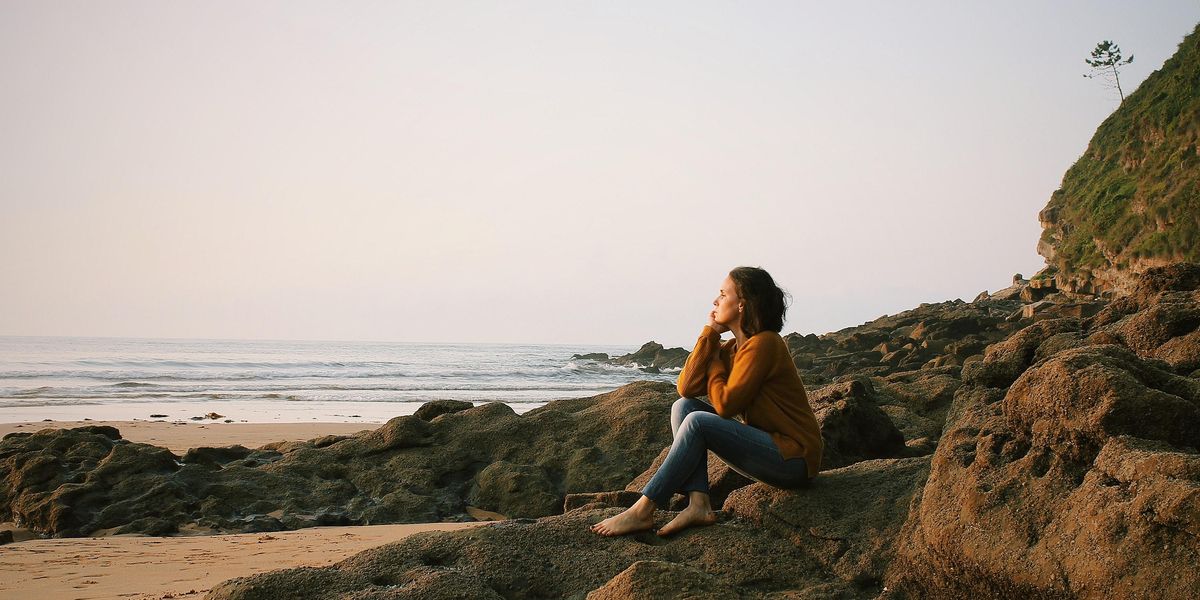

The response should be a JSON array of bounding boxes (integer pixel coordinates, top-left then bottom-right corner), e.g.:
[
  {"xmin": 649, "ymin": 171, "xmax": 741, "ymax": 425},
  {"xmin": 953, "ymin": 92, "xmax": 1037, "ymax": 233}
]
[
  {"xmin": 0, "ymin": 522, "xmax": 482, "ymax": 599},
  {"xmin": 0, "ymin": 420, "xmax": 382, "ymax": 454}
]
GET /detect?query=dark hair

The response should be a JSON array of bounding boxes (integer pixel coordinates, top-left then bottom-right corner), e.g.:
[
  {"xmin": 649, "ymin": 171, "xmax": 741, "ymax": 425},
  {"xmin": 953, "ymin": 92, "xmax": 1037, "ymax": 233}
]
[{"xmin": 729, "ymin": 266, "xmax": 789, "ymax": 336}]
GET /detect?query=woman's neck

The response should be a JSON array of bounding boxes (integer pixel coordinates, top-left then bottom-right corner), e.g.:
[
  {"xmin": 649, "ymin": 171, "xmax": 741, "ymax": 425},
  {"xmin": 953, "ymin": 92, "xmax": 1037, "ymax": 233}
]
[{"xmin": 731, "ymin": 325, "xmax": 749, "ymax": 348}]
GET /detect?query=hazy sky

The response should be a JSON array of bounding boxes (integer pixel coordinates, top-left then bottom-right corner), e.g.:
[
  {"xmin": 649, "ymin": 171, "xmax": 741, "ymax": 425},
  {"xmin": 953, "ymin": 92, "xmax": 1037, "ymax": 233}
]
[{"xmin": 2, "ymin": 1, "xmax": 1198, "ymax": 347}]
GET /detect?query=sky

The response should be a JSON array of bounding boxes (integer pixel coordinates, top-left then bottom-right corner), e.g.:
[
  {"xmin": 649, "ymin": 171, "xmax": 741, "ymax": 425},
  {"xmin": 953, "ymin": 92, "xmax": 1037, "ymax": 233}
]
[{"xmin": 2, "ymin": 1, "xmax": 1198, "ymax": 348}]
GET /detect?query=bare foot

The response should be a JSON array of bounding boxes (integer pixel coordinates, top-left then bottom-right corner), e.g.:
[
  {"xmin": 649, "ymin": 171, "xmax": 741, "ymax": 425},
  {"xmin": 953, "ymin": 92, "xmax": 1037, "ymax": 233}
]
[
  {"xmin": 656, "ymin": 504, "xmax": 717, "ymax": 537},
  {"xmin": 590, "ymin": 506, "xmax": 655, "ymax": 537}
]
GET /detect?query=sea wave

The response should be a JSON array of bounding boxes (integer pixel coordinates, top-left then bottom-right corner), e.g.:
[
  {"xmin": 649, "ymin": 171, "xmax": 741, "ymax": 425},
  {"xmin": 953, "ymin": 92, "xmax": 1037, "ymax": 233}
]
[
  {"xmin": 0, "ymin": 381, "xmax": 627, "ymax": 399},
  {"xmin": 0, "ymin": 337, "xmax": 672, "ymax": 414},
  {"xmin": 0, "ymin": 366, "xmax": 672, "ymax": 381}
]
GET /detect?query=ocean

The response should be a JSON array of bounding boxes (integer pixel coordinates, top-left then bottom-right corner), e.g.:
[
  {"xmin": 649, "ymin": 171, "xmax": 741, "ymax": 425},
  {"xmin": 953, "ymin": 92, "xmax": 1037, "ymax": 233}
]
[{"xmin": 0, "ymin": 336, "xmax": 678, "ymax": 423}]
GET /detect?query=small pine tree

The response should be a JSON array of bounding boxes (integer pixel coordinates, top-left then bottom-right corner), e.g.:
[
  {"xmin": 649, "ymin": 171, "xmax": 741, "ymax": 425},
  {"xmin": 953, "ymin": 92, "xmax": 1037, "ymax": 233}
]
[{"xmin": 1084, "ymin": 40, "xmax": 1134, "ymax": 101}]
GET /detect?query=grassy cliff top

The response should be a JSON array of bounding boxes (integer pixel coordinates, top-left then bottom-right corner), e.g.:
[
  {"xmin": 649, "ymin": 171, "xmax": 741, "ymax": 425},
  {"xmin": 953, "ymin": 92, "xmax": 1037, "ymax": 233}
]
[{"xmin": 1039, "ymin": 24, "xmax": 1200, "ymax": 291}]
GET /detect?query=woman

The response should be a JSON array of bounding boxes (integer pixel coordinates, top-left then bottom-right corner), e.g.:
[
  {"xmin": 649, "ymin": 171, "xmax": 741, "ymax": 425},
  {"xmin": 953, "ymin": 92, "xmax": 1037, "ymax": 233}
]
[{"xmin": 591, "ymin": 266, "xmax": 822, "ymax": 537}]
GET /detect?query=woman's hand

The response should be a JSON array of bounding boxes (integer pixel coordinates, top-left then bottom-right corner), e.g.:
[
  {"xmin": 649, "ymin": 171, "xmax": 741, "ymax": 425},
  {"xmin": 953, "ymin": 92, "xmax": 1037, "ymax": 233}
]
[{"xmin": 707, "ymin": 310, "xmax": 730, "ymax": 334}]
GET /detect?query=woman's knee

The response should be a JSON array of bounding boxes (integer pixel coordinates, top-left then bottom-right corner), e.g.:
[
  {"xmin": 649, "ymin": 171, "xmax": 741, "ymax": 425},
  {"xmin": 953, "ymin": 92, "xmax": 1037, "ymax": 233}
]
[
  {"xmin": 671, "ymin": 397, "xmax": 694, "ymax": 414},
  {"xmin": 678, "ymin": 410, "xmax": 722, "ymax": 437},
  {"xmin": 671, "ymin": 397, "xmax": 703, "ymax": 424}
]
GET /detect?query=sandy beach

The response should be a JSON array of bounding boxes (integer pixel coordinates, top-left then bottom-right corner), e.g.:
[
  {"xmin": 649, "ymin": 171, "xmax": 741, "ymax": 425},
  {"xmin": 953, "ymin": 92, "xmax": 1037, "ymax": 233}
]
[
  {"xmin": 0, "ymin": 522, "xmax": 482, "ymax": 599},
  {"xmin": 0, "ymin": 420, "xmax": 383, "ymax": 455},
  {"xmin": 0, "ymin": 420, "xmax": 481, "ymax": 599}
]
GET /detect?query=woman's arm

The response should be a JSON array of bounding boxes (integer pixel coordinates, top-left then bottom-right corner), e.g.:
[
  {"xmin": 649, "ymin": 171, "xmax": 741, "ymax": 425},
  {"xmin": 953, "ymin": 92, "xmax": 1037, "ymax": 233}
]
[
  {"xmin": 706, "ymin": 335, "xmax": 774, "ymax": 418},
  {"xmin": 676, "ymin": 326, "xmax": 722, "ymax": 398}
]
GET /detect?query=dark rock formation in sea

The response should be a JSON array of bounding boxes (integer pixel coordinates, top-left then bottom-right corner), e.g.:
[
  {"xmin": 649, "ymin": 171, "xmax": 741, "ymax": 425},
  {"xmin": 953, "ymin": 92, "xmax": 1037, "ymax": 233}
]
[
  {"xmin": 605, "ymin": 341, "xmax": 690, "ymax": 372},
  {"xmin": 1035, "ymin": 24, "xmax": 1200, "ymax": 296}
]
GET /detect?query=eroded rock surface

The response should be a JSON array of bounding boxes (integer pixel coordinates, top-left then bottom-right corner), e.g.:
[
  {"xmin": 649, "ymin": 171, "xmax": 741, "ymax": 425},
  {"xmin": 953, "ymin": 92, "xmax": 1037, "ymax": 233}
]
[{"xmin": 889, "ymin": 263, "xmax": 1200, "ymax": 599}]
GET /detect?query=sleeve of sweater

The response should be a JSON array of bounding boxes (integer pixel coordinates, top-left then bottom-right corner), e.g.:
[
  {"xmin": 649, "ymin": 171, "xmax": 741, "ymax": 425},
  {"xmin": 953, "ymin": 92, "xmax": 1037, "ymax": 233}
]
[
  {"xmin": 676, "ymin": 326, "xmax": 722, "ymax": 398},
  {"xmin": 706, "ymin": 334, "xmax": 774, "ymax": 418}
]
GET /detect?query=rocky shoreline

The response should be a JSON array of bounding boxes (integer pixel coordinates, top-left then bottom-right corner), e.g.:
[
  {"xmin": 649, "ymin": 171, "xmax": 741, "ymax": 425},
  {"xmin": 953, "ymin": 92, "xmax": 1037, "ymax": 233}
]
[{"xmin": 5, "ymin": 264, "xmax": 1196, "ymax": 598}]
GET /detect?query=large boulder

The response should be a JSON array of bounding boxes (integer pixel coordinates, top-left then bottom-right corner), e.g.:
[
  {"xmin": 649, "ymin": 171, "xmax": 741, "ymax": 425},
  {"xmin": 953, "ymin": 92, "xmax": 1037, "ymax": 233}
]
[{"xmin": 809, "ymin": 379, "xmax": 907, "ymax": 469}]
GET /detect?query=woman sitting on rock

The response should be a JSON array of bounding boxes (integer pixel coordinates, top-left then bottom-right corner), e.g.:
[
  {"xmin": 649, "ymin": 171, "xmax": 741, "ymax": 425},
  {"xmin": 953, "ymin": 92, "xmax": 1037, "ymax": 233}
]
[{"xmin": 591, "ymin": 266, "xmax": 822, "ymax": 537}]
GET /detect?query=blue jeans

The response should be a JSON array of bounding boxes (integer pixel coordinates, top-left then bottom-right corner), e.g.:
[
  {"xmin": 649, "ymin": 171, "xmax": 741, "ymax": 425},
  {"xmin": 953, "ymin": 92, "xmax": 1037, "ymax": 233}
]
[{"xmin": 640, "ymin": 397, "xmax": 809, "ymax": 507}]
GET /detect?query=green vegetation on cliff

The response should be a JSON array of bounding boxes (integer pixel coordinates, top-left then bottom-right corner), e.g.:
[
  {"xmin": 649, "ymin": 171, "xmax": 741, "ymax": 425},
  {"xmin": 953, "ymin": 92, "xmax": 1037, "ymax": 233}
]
[{"xmin": 1039, "ymin": 24, "xmax": 1200, "ymax": 292}]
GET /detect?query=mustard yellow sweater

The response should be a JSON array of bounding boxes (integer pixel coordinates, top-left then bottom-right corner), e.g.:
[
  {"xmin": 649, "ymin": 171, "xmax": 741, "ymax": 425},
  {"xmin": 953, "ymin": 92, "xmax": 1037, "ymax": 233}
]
[{"xmin": 677, "ymin": 325, "xmax": 822, "ymax": 478}]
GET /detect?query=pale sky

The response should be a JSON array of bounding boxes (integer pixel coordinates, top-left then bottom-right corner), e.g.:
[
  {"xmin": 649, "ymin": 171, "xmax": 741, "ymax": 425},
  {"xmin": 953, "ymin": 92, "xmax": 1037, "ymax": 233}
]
[{"xmin": 2, "ymin": 1, "xmax": 1197, "ymax": 347}]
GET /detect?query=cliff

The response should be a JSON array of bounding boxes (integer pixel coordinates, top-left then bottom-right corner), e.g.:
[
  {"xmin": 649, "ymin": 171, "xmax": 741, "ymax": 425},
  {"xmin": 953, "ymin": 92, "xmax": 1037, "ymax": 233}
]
[{"xmin": 1037, "ymin": 24, "xmax": 1200, "ymax": 295}]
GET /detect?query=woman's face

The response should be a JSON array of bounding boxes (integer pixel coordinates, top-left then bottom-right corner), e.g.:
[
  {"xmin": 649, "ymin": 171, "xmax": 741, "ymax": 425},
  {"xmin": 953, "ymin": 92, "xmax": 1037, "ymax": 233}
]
[{"xmin": 712, "ymin": 275, "xmax": 743, "ymax": 327}]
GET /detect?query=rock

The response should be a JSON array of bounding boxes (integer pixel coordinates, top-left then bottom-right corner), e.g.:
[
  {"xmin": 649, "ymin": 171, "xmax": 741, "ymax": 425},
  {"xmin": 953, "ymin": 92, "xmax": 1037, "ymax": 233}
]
[
  {"xmin": 960, "ymin": 318, "xmax": 1084, "ymax": 389},
  {"xmin": 792, "ymin": 297, "xmax": 1027, "ymax": 383},
  {"xmin": 571, "ymin": 352, "xmax": 610, "ymax": 361},
  {"xmin": 1021, "ymin": 298, "xmax": 1054, "ymax": 318},
  {"xmin": 1004, "ymin": 344, "xmax": 1200, "ymax": 460},
  {"xmin": 809, "ymin": 379, "xmax": 906, "ymax": 470},
  {"xmin": 467, "ymin": 461, "xmax": 559, "ymax": 518},
  {"xmin": 872, "ymin": 371, "xmax": 961, "ymax": 443},
  {"xmin": 990, "ymin": 284, "xmax": 1025, "ymax": 302},
  {"xmin": 610, "ymin": 342, "xmax": 689, "ymax": 370},
  {"xmin": 181, "ymin": 445, "xmax": 253, "ymax": 466},
  {"xmin": 723, "ymin": 456, "xmax": 930, "ymax": 588},
  {"xmin": 0, "ymin": 530, "xmax": 12, "ymax": 545},
  {"xmin": 412, "ymin": 399, "xmax": 474, "ymax": 421},
  {"xmin": 586, "ymin": 560, "xmax": 736, "ymax": 599},
  {"xmin": 1089, "ymin": 268, "xmax": 1200, "ymax": 374},
  {"xmin": 1019, "ymin": 285, "xmax": 1053, "ymax": 303}
]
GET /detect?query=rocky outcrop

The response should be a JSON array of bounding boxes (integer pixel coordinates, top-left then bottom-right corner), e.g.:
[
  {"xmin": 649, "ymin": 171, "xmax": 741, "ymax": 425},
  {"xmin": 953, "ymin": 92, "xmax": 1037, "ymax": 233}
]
[
  {"xmin": 572, "ymin": 342, "xmax": 690, "ymax": 373},
  {"xmin": 888, "ymin": 263, "xmax": 1200, "ymax": 599},
  {"xmin": 610, "ymin": 341, "xmax": 690, "ymax": 372},
  {"xmin": 0, "ymin": 382, "xmax": 678, "ymax": 537},
  {"xmin": 784, "ymin": 293, "xmax": 1033, "ymax": 386}
]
